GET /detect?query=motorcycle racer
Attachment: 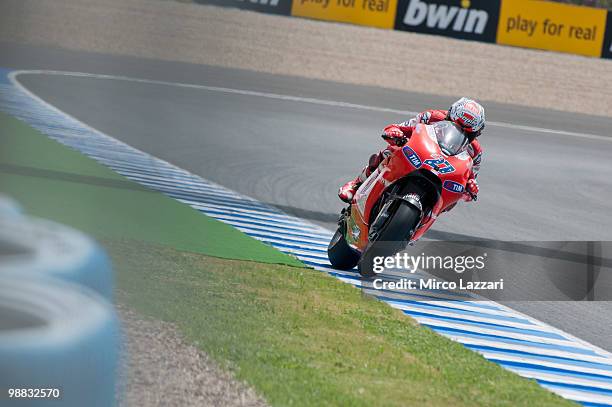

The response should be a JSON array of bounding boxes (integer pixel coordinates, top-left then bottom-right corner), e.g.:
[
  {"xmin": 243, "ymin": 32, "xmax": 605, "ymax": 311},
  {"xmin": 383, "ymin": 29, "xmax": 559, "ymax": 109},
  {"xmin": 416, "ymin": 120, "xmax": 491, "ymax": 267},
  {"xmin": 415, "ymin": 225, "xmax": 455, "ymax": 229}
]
[{"xmin": 339, "ymin": 97, "xmax": 484, "ymax": 204}]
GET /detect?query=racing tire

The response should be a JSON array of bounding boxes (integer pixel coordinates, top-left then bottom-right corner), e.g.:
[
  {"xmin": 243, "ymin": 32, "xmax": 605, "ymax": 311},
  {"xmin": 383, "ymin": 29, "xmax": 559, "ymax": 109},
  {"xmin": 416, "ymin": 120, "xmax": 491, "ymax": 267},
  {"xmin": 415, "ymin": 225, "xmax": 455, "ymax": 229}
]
[
  {"xmin": 358, "ymin": 202, "xmax": 421, "ymax": 278},
  {"xmin": 0, "ymin": 217, "xmax": 113, "ymax": 300},
  {"xmin": 0, "ymin": 277, "xmax": 120, "ymax": 407},
  {"xmin": 327, "ymin": 227, "xmax": 361, "ymax": 271}
]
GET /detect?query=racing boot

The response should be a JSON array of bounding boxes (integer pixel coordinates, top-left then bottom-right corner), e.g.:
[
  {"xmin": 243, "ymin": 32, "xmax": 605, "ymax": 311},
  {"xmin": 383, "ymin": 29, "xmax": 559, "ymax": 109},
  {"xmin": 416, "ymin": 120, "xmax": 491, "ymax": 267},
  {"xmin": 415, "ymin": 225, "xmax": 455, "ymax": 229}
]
[
  {"xmin": 338, "ymin": 173, "xmax": 364, "ymax": 203},
  {"xmin": 338, "ymin": 152, "xmax": 384, "ymax": 203}
]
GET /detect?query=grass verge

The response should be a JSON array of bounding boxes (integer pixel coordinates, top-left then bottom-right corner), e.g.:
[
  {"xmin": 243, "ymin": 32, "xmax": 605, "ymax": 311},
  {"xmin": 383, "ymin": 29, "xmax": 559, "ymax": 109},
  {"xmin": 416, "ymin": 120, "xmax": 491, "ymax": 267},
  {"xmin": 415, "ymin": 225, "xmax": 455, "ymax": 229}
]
[{"xmin": 108, "ymin": 238, "xmax": 575, "ymax": 407}]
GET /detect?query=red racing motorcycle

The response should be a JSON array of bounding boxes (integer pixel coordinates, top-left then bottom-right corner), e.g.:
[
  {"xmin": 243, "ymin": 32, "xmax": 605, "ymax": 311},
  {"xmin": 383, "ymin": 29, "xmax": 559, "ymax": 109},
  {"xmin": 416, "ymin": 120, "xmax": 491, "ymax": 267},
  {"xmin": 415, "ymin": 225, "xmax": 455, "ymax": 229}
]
[{"xmin": 328, "ymin": 121, "xmax": 476, "ymax": 276}]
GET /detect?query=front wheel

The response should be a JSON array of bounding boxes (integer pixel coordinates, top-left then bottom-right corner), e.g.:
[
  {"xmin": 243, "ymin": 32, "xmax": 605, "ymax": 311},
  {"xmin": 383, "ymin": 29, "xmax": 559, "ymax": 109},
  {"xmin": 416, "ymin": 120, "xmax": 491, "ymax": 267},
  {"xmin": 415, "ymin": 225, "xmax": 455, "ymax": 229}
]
[
  {"xmin": 359, "ymin": 202, "xmax": 421, "ymax": 277},
  {"xmin": 327, "ymin": 228, "xmax": 361, "ymax": 270}
]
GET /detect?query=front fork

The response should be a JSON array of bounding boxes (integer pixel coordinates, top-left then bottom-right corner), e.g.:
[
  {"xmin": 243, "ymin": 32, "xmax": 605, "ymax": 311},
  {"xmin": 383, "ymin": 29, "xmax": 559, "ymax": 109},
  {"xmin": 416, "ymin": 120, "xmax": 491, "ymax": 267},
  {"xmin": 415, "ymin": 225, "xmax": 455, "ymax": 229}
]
[
  {"xmin": 368, "ymin": 191, "xmax": 425, "ymax": 243},
  {"xmin": 338, "ymin": 206, "xmax": 355, "ymax": 247}
]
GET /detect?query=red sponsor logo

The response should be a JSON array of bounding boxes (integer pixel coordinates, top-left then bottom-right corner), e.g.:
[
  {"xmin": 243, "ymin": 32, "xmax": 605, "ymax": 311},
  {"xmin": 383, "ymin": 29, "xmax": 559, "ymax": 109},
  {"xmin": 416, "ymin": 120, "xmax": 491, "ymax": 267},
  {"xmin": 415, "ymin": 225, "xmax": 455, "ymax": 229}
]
[{"xmin": 464, "ymin": 102, "xmax": 480, "ymax": 114}]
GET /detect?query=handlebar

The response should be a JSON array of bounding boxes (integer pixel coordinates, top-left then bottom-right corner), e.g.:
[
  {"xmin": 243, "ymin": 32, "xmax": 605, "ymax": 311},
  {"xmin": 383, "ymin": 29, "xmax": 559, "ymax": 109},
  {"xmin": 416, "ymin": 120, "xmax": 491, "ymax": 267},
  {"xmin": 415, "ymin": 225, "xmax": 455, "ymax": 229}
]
[{"xmin": 381, "ymin": 134, "xmax": 407, "ymax": 146}]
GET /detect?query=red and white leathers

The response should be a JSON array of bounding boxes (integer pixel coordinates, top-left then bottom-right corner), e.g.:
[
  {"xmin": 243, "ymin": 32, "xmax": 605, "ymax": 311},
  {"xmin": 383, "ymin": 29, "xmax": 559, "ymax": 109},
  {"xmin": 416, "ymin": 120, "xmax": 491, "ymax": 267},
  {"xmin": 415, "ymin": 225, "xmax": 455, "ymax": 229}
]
[{"xmin": 338, "ymin": 109, "xmax": 483, "ymax": 203}]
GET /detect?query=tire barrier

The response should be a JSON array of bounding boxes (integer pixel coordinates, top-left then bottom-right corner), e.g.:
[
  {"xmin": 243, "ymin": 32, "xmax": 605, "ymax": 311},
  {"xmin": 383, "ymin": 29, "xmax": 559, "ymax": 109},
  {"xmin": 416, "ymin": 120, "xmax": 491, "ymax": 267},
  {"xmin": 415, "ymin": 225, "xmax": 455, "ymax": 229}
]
[
  {"xmin": 0, "ymin": 216, "xmax": 113, "ymax": 300},
  {"xmin": 0, "ymin": 194, "xmax": 22, "ymax": 218},
  {"xmin": 0, "ymin": 277, "xmax": 120, "ymax": 407}
]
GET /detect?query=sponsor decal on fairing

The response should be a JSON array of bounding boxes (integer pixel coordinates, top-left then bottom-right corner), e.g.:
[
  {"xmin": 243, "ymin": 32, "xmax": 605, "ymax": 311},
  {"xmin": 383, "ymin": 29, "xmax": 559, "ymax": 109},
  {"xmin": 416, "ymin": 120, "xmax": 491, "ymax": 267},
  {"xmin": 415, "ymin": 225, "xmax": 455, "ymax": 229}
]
[
  {"xmin": 402, "ymin": 146, "xmax": 422, "ymax": 168},
  {"xmin": 443, "ymin": 180, "xmax": 465, "ymax": 193}
]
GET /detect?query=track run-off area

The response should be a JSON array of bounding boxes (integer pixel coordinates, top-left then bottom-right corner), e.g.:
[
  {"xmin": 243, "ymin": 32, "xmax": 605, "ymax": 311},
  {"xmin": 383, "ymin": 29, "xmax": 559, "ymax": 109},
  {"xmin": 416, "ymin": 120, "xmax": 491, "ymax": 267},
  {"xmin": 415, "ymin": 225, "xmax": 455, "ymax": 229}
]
[{"xmin": 2, "ymin": 65, "xmax": 612, "ymax": 406}]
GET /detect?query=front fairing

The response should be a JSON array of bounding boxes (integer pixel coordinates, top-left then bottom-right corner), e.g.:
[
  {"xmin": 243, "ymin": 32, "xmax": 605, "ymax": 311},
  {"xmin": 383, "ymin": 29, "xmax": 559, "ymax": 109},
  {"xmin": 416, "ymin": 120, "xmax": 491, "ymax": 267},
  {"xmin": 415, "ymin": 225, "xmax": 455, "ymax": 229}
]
[
  {"xmin": 401, "ymin": 124, "xmax": 473, "ymax": 215},
  {"xmin": 348, "ymin": 124, "xmax": 473, "ymax": 251}
]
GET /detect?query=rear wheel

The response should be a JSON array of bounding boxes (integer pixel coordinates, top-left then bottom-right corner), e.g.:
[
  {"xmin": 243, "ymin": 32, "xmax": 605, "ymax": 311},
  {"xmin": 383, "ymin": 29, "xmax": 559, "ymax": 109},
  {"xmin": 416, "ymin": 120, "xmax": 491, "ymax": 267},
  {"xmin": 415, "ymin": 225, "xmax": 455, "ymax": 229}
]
[
  {"xmin": 359, "ymin": 202, "xmax": 421, "ymax": 277},
  {"xmin": 327, "ymin": 227, "xmax": 361, "ymax": 271}
]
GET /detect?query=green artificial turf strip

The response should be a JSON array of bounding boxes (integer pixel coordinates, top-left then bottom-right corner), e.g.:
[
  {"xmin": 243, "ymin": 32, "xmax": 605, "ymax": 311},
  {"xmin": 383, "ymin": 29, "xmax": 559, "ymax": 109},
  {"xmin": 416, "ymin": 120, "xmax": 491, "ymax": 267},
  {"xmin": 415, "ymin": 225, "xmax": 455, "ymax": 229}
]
[{"xmin": 0, "ymin": 111, "xmax": 301, "ymax": 266}]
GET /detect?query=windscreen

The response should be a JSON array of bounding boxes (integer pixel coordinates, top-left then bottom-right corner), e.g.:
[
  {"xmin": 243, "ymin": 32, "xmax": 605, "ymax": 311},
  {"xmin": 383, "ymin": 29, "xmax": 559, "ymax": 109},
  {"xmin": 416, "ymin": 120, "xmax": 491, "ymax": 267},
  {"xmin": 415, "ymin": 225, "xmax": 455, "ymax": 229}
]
[{"xmin": 432, "ymin": 121, "xmax": 469, "ymax": 156}]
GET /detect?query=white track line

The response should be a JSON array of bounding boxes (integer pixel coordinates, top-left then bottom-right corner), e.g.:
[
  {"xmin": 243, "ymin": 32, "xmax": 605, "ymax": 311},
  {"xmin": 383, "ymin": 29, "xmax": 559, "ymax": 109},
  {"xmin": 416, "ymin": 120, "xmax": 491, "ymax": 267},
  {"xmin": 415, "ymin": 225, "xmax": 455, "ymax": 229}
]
[{"xmin": 11, "ymin": 70, "xmax": 612, "ymax": 143}]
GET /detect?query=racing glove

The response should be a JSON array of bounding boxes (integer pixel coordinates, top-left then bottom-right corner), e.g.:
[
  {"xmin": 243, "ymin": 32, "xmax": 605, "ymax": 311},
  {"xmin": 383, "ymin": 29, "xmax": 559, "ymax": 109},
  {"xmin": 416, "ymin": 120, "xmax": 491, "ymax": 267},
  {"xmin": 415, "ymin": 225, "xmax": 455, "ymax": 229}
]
[
  {"xmin": 464, "ymin": 178, "xmax": 479, "ymax": 202},
  {"xmin": 382, "ymin": 125, "xmax": 408, "ymax": 146}
]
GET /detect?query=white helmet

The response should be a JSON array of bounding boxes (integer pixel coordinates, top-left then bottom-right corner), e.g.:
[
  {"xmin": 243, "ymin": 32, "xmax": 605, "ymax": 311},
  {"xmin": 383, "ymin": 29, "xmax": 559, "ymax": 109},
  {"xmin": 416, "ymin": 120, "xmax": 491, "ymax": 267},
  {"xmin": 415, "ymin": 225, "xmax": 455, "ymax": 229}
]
[{"xmin": 448, "ymin": 97, "xmax": 486, "ymax": 137}]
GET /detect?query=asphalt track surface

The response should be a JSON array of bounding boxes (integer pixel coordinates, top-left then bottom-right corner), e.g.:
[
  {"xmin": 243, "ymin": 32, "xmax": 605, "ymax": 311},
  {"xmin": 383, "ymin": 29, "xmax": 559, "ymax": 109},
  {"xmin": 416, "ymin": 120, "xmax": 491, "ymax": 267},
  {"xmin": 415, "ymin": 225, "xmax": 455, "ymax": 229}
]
[{"xmin": 2, "ymin": 42, "xmax": 612, "ymax": 352}]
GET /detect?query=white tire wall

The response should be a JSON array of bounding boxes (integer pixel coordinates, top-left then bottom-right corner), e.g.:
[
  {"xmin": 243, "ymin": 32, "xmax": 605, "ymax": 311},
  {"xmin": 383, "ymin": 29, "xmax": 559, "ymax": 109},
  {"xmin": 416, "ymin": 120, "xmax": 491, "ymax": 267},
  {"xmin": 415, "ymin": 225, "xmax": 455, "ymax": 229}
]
[
  {"xmin": 0, "ymin": 195, "xmax": 22, "ymax": 218},
  {"xmin": 0, "ymin": 217, "xmax": 113, "ymax": 300},
  {"xmin": 0, "ymin": 277, "xmax": 120, "ymax": 407}
]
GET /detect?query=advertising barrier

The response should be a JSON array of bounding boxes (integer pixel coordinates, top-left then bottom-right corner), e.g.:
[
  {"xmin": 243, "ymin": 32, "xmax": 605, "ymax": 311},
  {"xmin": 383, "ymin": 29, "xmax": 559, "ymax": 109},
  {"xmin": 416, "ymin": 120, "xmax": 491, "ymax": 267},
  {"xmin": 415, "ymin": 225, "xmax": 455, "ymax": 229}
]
[
  {"xmin": 291, "ymin": 0, "xmax": 398, "ymax": 29},
  {"xmin": 497, "ymin": 0, "xmax": 607, "ymax": 57},
  {"xmin": 603, "ymin": 10, "xmax": 612, "ymax": 59},
  {"xmin": 394, "ymin": 0, "xmax": 500, "ymax": 43},
  {"xmin": 195, "ymin": 0, "xmax": 293, "ymax": 15},
  {"xmin": 204, "ymin": 0, "xmax": 612, "ymax": 59}
]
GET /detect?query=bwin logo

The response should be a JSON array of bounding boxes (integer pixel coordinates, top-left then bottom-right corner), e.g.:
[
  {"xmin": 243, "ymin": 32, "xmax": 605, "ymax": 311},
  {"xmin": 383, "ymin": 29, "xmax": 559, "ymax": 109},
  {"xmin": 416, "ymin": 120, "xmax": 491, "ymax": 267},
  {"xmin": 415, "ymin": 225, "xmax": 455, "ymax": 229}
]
[
  {"xmin": 239, "ymin": 0, "xmax": 280, "ymax": 5},
  {"xmin": 403, "ymin": 0, "xmax": 488, "ymax": 34}
]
